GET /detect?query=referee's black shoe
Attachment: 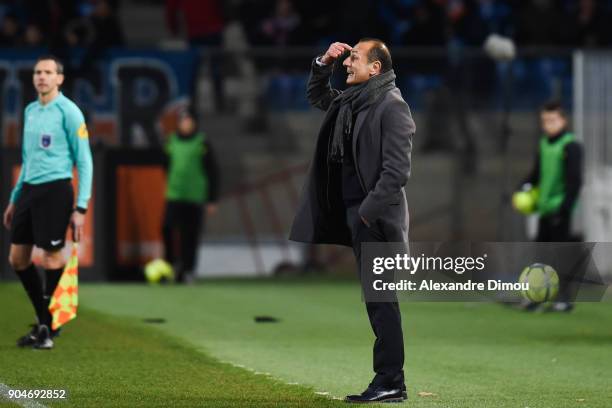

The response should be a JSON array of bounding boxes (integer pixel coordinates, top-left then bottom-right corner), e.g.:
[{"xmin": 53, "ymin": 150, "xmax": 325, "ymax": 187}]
[
  {"xmin": 16, "ymin": 324, "xmax": 39, "ymax": 347},
  {"xmin": 16, "ymin": 324, "xmax": 61, "ymax": 348},
  {"xmin": 344, "ymin": 386, "xmax": 407, "ymax": 403},
  {"xmin": 32, "ymin": 325, "xmax": 54, "ymax": 350}
]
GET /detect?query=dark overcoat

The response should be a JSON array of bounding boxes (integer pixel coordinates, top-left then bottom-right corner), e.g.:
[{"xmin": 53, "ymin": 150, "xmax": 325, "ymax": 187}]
[{"xmin": 289, "ymin": 59, "xmax": 416, "ymax": 247}]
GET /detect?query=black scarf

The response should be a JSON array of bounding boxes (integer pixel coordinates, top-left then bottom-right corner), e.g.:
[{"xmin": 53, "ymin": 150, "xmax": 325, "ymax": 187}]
[{"xmin": 327, "ymin": 70, "xmax": 397, "ymax": 163}]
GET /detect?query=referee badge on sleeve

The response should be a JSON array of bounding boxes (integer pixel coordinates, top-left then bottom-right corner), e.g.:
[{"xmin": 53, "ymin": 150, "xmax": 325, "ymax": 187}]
[
  {"xmin": 40, "ymin": 134, "xmax": 52, "ymax": 148},
  {"xmin": 77, "ymin": 123, "xmax": 89, "ymax": 139}
]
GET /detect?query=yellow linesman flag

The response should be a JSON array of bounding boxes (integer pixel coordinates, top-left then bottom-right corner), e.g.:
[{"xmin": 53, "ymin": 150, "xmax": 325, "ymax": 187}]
[{"xmin": 49, "ymin": 243, "xmax": 79, "ymax": 330}]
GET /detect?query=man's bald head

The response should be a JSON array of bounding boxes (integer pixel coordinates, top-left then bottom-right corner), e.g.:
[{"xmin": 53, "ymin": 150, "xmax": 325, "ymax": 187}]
[{"xmin": 358, "ymin": 38, "xmax": 393, "ymax": 73}]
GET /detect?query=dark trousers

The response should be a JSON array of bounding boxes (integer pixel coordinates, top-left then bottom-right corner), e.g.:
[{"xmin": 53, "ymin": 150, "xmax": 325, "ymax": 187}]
[
  {"xmin": 537, "ymin": 212, "xmax": 574, "ymax": 302},
  {"xmin": 162, "ymin": 201, "xmax": 204, "ymax": 281},
  {"xmin": 537, "ymin": 213, "xmax": 571, "ymax": 242},
  {"xmin": 346, "ymin": 204, "xmax": 405, "ymax": 388}
]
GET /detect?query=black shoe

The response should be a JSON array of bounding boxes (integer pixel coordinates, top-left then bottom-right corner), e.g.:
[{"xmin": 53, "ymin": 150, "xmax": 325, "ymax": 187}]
[
  {"xmin": 17, "ymin": 323, "xmax": 61, "ymax": 347},
  {"xmin": 32, "ymin": 325, "xmax": 54, "ymax": 350},
  {"xmin": 16, "ymin": 324, "xmax": 39, "ymax": 347},
  {"xmin": 345, "ymin": 386, "xmax": 407, "ymax": 403}
]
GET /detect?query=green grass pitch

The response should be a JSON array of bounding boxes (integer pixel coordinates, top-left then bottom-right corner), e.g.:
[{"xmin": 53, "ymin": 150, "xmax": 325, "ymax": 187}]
[{"xmin": 1, "ymin": 278, "xmax": 611, "ymax": 407}]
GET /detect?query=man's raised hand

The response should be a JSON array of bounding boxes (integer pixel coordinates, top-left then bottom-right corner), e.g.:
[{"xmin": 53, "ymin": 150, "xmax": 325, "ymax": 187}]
[{"xmin": 320, "ymin": 42, "xmax": 352, "ymax": 65}]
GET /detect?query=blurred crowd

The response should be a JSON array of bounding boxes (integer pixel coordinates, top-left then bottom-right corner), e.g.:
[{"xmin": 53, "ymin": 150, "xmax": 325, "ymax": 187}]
[
  {"xmin": 167, "ymin": 0, "xmax": 612, "ymax": 49},
  {"xmin": 1, "ymin": 0, "xmax": 610, "ymax": 50},
  {"xmin": 237, "ymin": 0, "xmax": 612, "ymax": 48},
  {"xmin": 0, "ymin": 0, "xmax": 123, "ymax": 49}
]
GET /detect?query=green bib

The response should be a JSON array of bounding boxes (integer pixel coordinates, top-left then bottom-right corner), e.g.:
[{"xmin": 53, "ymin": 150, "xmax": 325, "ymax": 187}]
[
  {"xmin": 165, "ymin": 132, "xmax": 208, "ymax": 203},
  {"xmin": 537, "ymin": 132, "xmax": 575, "ymax": 215}
]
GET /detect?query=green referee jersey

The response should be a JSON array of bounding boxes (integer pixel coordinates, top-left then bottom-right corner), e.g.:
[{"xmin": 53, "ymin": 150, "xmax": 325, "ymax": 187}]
[
  {"xmin": 165, "ymin": 132, "xmax": 208, "ymax": 204},
  {"xmin": 9, "ymin": 92, "xmax": 93, "ymax": 209},
  {"xmin": 537, "ymin": 132, "xmax": 575, "ymax": 216}
]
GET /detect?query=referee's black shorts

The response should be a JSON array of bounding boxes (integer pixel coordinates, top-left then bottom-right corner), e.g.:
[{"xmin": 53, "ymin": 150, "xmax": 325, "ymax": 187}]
[{"xmin": 10, "ymin": 179, "xmax": 74, "ymax": 251}]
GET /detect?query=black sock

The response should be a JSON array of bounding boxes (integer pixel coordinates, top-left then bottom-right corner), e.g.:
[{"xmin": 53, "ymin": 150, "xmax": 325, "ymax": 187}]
[
  {"xmin": 44, "ymin": 267, "xmax": 64, "ymax": 329},
  {"xmin": 16, "ymin": 264, "xmax": 48, "ymax": 326},
  {"xmin": 45, "ymin": 267, "xmax": 64, "ymax": 299}
]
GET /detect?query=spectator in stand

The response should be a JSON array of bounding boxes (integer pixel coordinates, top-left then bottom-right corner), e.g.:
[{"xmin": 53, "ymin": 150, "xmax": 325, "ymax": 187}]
[
  {"xmin": 58, "ymin": 0, "xmax": 124, "ymax": 94},
  {"xmin": 64, "ymin": 18, "xmax": 94, "ymax": 47},
  {"xmin": 448, "ymin": 0, "xmax": 489, "ymax": 46},
  {"xmin": 481, "ymin": 0, "xmax": 514, "ymax": 38},
  {"xmin": 20, "ymin": 0, "xmax": 52, "ymax": 40},
  {"xmin": 515, "ymin": 0, "xmax": 571, "ymax": 46},
  {"xmin": 23, "ymin": 24, "xmax": 43, "ymax": 47},
  {"xmin": 259, "ymin": 0, "xmax": 301, "ymax": 46},
  {"xmin": 238, "ymin": 0, "xmax": 272, "ymax": 46},
  {"xmin": 0, "ymin": 13, "xmax": 20, "ymax": 46},
  {"xmin": 375, "ymin": 0, "xmax": 412, "ymax": 46},
  {"xmin": 568, "ymin": 0, "xmax": 612, "ymax": 47},
  {"xmin": 63, "ymin": 0, "xmax": 123, "ymax": 48},
  {"xmin": 166, "ymin": 0, "xmax": 224, "ymax": 46},
  {"xmin": 90, "ymin": 0, "xmax": 124, "ymax": 48},
  {"xmin": 294, "ymin": 0, "xmax": 335, "ymax": 46},
  {"xmin": 403, "ymin": 0, "xmax": 447, "ymax": 46},
  {"xmin": 166, "ymin": 0, "xmax": 226, "ymax": 112}
]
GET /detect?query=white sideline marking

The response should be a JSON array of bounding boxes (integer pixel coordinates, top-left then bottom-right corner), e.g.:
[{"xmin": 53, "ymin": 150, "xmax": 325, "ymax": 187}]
[
  {"xmin": 220, "ymin": 360, "xmax": 340, "ymax": 400},
  {"xmin": 0, "ymin": 383, "xmax": 48, "ymax": 408}
]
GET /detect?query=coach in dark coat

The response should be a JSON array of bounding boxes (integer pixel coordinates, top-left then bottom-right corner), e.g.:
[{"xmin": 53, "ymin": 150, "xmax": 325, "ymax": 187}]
[{"xmin": 289, "ymin": 39, "xmax": 415, "ymax": 403}]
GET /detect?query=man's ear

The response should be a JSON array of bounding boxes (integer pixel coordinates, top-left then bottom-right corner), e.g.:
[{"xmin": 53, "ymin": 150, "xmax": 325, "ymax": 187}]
[
  {"xmin": 57, "ymin": 74, "xmax": 65, "ymax": 86},
  {"xmin": 369, "ymin": 61, "xmax": 382, "ymax": 76}
]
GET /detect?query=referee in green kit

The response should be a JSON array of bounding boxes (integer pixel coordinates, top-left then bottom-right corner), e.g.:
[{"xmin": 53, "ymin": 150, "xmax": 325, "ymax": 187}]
[{"xmin": 2, "ymin": 56, "xmax": 93, "ymax": 350}]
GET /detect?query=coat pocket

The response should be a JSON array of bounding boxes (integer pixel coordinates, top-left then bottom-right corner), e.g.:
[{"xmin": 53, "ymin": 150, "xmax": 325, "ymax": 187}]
[{"xmin": 388, "ymin": 191, "xmax": 404, "ymax": 205}]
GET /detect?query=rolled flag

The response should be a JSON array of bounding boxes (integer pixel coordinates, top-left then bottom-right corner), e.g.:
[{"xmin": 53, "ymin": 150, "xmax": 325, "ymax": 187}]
[{"xmin": 49, "ymin": 243, "xmax": 79, "ymax": 330}]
